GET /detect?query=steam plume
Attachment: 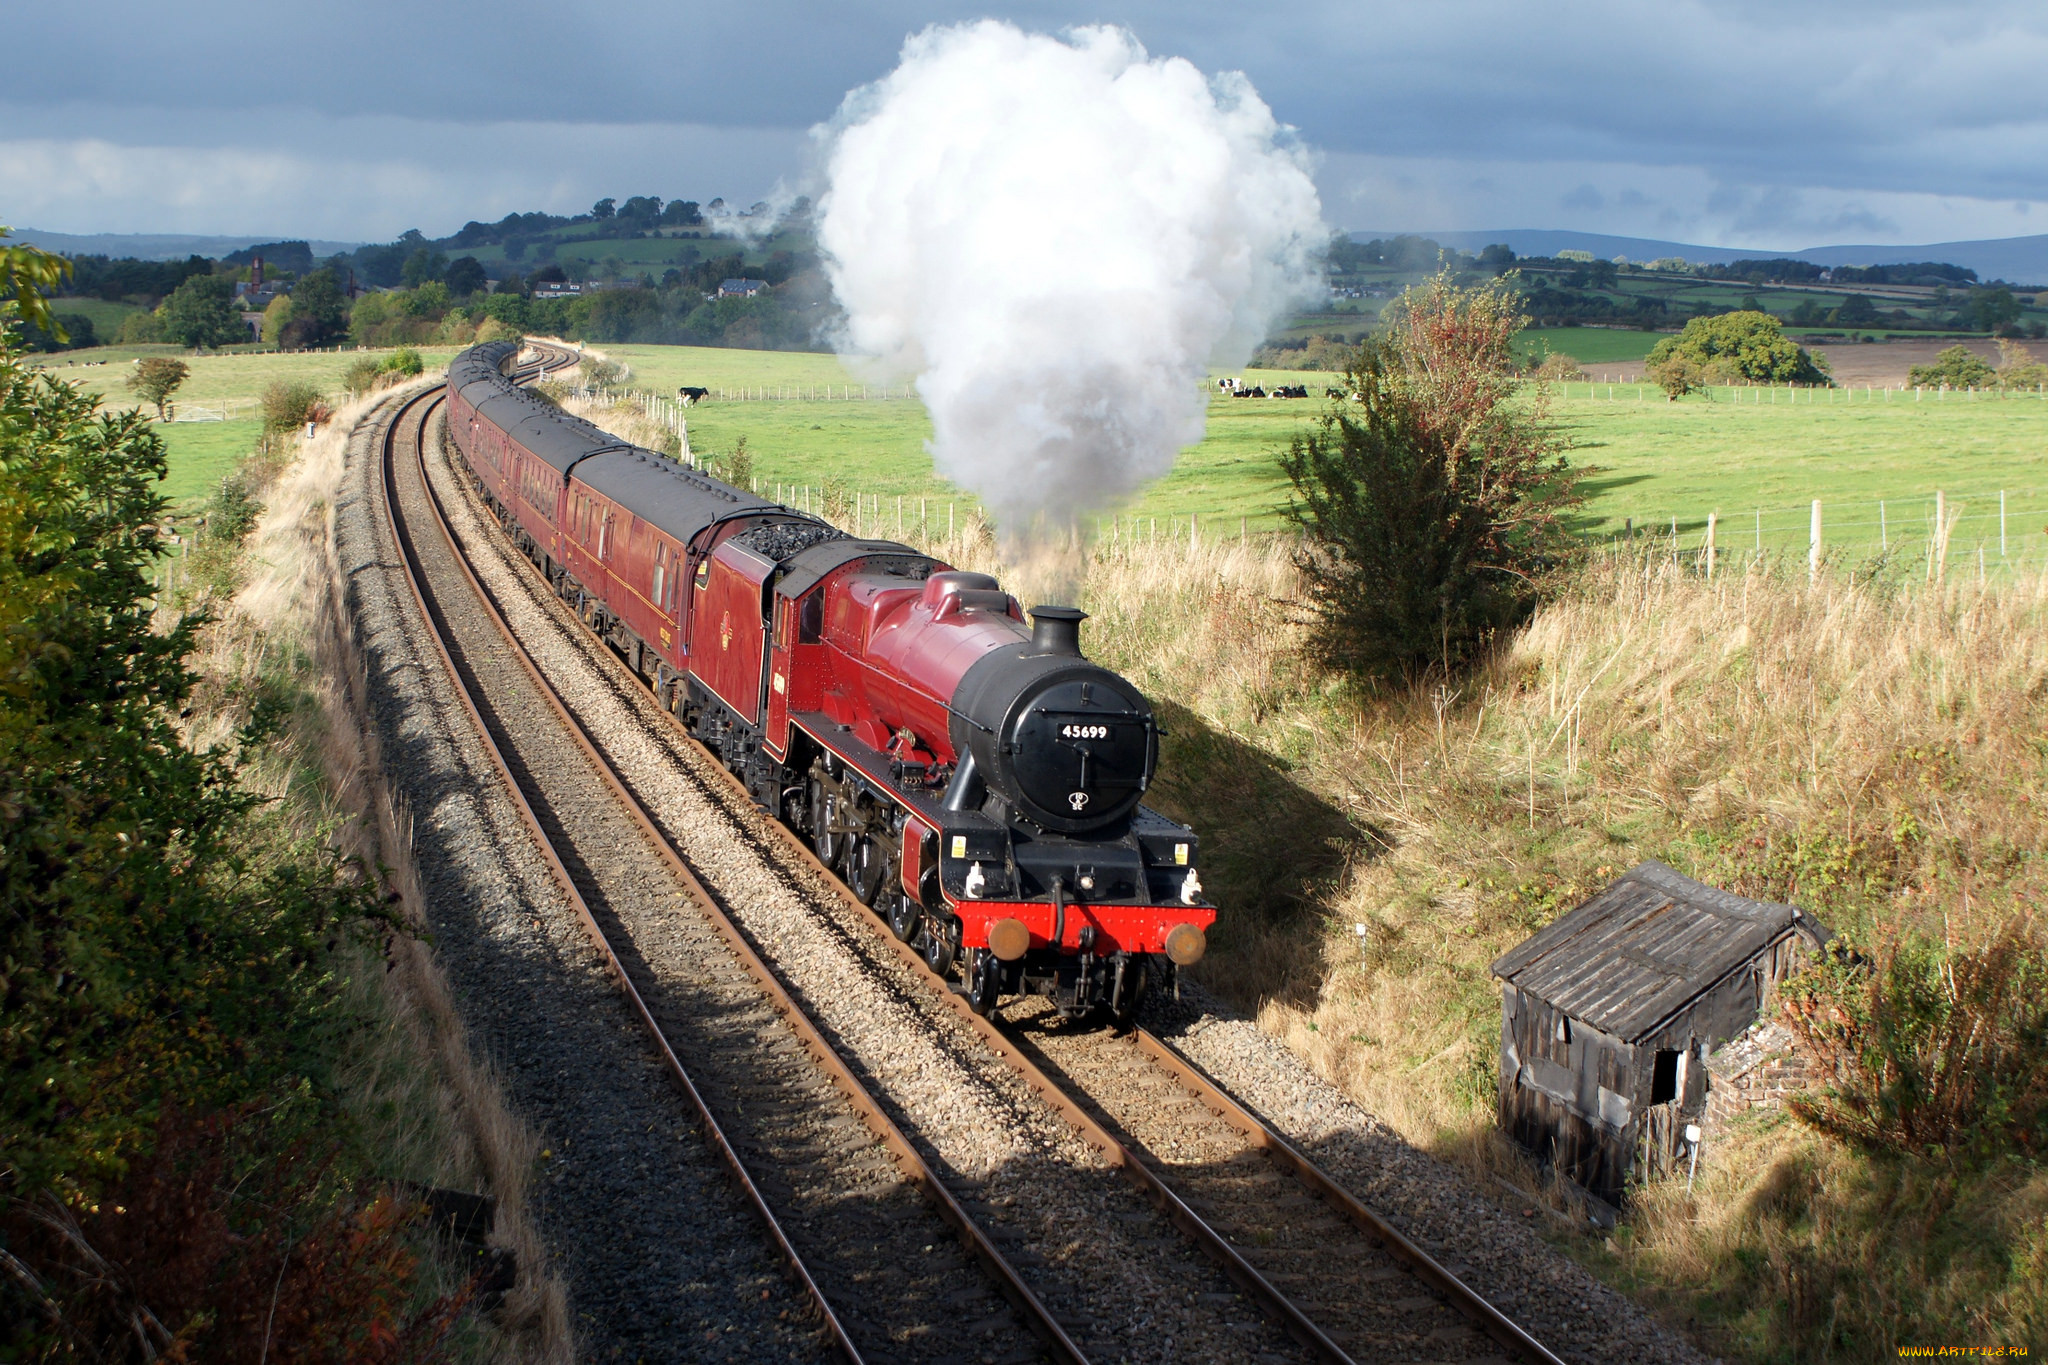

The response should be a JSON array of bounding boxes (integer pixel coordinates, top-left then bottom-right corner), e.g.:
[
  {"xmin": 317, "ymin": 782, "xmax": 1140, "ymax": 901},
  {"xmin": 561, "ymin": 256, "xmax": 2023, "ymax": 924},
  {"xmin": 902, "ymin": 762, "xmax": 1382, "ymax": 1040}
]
[{"xmin": 814, "ymin": 22, "xmax": 1325, "ymax": 535}]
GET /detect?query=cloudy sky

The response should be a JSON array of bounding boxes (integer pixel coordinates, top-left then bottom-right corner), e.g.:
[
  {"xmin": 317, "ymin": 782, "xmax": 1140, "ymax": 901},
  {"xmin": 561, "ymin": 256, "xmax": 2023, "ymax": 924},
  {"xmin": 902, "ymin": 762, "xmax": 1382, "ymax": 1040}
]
[{"xmin": 8, "ymin": 0, "xmax": 2047, "ymax": 249}]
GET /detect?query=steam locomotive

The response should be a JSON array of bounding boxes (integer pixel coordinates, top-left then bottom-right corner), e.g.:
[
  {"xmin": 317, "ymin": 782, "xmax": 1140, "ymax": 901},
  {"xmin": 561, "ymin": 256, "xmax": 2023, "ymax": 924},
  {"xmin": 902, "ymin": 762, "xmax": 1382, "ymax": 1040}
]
[{"xmin": 445, "ymin": 341, "xmax": 1213, "ymax": 1020}]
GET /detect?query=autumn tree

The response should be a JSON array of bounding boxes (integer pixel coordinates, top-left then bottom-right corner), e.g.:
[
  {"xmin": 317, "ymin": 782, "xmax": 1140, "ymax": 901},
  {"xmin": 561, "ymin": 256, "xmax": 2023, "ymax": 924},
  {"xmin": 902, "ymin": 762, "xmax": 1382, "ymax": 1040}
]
[
  {"xmin": 1279, "ymin": 269, "xmax": 1579, "ymax": 681},
  {"xmin": 126, "ymin": 356, "xmax": 189, "ymax": 418}
]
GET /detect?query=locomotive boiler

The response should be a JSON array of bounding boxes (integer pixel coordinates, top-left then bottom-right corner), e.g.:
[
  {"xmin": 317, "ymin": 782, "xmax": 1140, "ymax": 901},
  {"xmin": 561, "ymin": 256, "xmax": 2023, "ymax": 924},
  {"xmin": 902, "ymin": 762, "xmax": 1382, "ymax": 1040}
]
[{"xmin": 445, "ymin": 340, "xmax": 1212, "ymax": 1020}]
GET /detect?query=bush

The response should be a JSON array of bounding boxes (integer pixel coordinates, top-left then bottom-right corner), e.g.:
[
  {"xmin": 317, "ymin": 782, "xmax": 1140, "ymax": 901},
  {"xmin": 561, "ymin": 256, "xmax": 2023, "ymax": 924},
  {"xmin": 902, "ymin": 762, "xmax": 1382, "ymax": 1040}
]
[
  {"xmin": 382, "ymin": 346, "xmax": 424, "ymax": 377},
  {"xmin": 1782, "ymin": 916, "xmax": 2048, "ymax": 1161},
  {"xmin": 342, "ymin": 355, "xmax": 382, "ymax": 394},
  {"xmin": 1996, "ymin": 338, "xmax": 2048, "ymax": 390},
  {"xmin": 1646, "ymin": 310, "xmax": 1830, "ymax": 396},
  {"xmin": 126, "ymin": 355, "xmax": 189, "ymax": 418},
  {"xmin": 261, "ymin": 379, "xmax": 327, "ymax": 434},
  {"xmin": 1910, "ymin": 343, "xmax": 1998, "ymax": 389},
  {"xmin": 1278, "ymin": 271, "xmax": 1579, "ymax": 681},
  {"xmin": 1529, "ymin": 350, "xmax": 1586, "ymax": 382}
]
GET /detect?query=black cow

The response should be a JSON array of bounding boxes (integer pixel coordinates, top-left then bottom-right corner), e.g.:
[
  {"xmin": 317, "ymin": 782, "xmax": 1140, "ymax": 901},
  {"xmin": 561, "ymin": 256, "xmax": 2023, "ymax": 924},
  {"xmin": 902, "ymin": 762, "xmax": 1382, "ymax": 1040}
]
[{"xmin": 678, "ymin": 386, "xmax": 710, "ymax": 405}]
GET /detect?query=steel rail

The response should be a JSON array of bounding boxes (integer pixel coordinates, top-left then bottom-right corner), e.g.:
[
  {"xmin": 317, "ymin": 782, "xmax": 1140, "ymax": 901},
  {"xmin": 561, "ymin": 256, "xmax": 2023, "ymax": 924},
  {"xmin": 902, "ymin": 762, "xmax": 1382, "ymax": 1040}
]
[
  {"xmin": 392, "ymin": 373, "xmax": 1088, "ymax": 1365},
  {"xmin": 451, "ymin": 336, "xmax": 1564, "ymax": 1364},
  {"xmin": 378, "ymin": 383, "xmax": 862, "ymax": 1364},
  {"xmin": 596, "ymin": 551, "xmax": 1566, "ymax": 1365},
  {"xmin": 1128, "ymin": 1029, "xmax": 1569, "ymax": 1365}
]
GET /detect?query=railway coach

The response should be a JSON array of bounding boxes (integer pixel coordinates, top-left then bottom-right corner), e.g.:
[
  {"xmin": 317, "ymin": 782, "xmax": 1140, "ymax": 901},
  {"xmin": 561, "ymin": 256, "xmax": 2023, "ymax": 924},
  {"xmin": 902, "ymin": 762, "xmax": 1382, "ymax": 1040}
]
[{"xmin": 446, "ymin": 340, "xmax": 1213, "ymax": 1022}]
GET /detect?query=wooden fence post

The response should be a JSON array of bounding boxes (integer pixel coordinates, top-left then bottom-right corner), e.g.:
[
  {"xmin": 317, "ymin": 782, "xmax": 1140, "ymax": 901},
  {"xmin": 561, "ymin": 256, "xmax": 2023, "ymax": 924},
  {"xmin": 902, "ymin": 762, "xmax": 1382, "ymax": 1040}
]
[{"xmin": 1705, "ymin": 512, "xmax": 1717, "ymax": 579}]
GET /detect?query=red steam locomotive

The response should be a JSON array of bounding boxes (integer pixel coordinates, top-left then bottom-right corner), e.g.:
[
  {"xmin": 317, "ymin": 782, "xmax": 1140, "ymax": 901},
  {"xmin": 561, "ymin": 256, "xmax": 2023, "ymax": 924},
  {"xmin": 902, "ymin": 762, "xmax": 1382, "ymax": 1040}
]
[{"xmin": 446, "ymin": 341, "xmax": 1212, "ymax": 1019}]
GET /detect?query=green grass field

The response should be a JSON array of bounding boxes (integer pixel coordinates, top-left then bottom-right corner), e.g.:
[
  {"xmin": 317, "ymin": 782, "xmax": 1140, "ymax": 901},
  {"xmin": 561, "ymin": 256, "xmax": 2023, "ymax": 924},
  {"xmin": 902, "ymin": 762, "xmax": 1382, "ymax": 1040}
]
[
  {"xmin": 36, "ymin": 345, "xmax": 462, "ymax": 411},
  {"xmin": 157, "ymin": 420, "xmax": 263, "ymax": 508},
  {"xmin": 608, "ymin": 342, "xmax": 2048, "ymax": 569},
  {"xmin": 54, "ymin": 338, "xmax": 2037, "ymax": 567}
]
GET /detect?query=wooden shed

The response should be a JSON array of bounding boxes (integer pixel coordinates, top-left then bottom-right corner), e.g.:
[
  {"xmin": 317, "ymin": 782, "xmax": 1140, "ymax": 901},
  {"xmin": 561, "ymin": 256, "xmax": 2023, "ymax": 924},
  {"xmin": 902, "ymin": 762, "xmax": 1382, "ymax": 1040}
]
[{"xmin": 1489, "ymin": 861, "xmax": 1829, "ymax": 1208}]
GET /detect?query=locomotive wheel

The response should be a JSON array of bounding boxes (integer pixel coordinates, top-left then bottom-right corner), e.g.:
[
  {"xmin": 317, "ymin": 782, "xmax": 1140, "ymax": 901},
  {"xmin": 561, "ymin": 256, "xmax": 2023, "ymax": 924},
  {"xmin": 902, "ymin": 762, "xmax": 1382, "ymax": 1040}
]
[
  {"xmin": 808, "ymin": 777, "xmax": 842, "ymax": 868},
  {"xmin": 887, "ymin": 893, "xmax": 921, "ymax": 943},
  {"xmin": 921, "ymin": 917, "xmax": 956, "ymax": 977},
  {"xmin": 967, "ymin": 949, "xmax": 1002, "ymax": 1016},
  {"xmin": 846, "ymin": 836, "xmax": 887, "ymax": 906}
]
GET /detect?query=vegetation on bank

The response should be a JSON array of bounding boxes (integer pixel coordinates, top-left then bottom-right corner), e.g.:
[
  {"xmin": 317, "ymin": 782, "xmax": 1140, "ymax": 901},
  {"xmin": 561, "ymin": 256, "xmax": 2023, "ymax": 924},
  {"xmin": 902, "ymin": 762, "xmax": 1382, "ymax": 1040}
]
[{"xmin": 0, "ymin": 238, "xmax": 522, "ymax": 1360}]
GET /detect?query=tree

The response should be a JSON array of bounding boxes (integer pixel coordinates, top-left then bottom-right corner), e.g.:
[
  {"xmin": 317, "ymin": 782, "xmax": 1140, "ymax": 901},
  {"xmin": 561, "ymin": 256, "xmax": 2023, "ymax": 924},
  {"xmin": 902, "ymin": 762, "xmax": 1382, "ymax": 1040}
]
[
  {"xmin": 1971, "ymin": 287, "xmax": 2022, "ymax": 334},
  {"xmin": 279, "ymin": 268, "xmax": 347, "ymax": 348},
  {"xmin": 260, "ymin": 379, "xmax": 326, "ymax": 434},
  {"xmin": 158, "ymin": 274, "xmax": 244, "ymax": 349},
  {"xmin": 259, "ymin": 293, "xmax": 292, "ymax": 344},
  {"xmin": 1909, "ymin": 344, "xmax": 1997, "ymax": 389},
  {"xmin": 1831, "ymin": 294, "xmax": 1879, "ymax": 327},
  {"xmin": 1996, "ymin": 338, "xmax": 2048, "ymax": 390},
  {"xmin": 1278, "ymin": 270, "xmax": 1579, "ymax": 682},
  {"xmin": 1476, "ymin": 243, "xmax": 1516, "ymax": 274},
  {"xmin": 660, "ymin": 199, "xmax": 702, "ymax": 227},
  {"xmin": 1645, "ymin": 310, "xmax": 1829, "ymax": 396},
  {"xmin": 126, "ymin": 356, "xmax": 189, "ymax": 418},
  {"xmin": 591, "ymin": 196, "xmax": 616, "ymax": 220},
  {"xmin": 400, "ymin": 248, "xmax": 446, "ymax": 289},
  {"xmin": 443, "ymin": 255, "xmax": 487, "ymax": 297},
  {"xmin": 0, "ymin": 225, "xmax": 72, "ymax": 341}
]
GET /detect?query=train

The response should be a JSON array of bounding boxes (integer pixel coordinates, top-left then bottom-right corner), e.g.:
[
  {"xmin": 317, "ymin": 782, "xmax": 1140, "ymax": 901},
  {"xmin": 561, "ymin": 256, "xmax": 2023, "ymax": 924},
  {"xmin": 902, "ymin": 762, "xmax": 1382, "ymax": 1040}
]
[{"xmin": 445, "ymin": 340, "xmax": 1213, "ymax": 1021}]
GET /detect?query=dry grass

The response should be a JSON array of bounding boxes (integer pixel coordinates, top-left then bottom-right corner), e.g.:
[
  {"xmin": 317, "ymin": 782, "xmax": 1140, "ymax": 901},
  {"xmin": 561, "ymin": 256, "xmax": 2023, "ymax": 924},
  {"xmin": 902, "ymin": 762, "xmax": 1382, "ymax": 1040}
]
[
  {"xmin": 179, "ymin": 381, "xmax": 573, "ymax": 1363},
  {"xmin": 879, "ymin": 513, "xmax": 2048, "ymax": 1359}
]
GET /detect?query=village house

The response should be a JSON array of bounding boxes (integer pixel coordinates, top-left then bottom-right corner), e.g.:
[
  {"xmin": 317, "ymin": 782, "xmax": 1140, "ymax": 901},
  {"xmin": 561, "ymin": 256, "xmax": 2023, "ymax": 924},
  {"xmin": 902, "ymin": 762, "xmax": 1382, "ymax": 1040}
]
[{"xmin": 1489, "ymin": 861, "xmax": 1829, "ymax": 1211}]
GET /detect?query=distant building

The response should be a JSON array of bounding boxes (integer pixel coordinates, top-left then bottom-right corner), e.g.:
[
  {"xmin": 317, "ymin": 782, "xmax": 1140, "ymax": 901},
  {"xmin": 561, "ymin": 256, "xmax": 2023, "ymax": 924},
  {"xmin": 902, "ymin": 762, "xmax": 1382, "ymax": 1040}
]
[
  {"xmin": 532, "ymin": 282, "xmax": 585, "ymax": 300},
  {"xmin": 717, "ymin": 278, "xmax": 768, "ymax": 298},
  {"xmin": 1489, "ymin": 861, "xmax": 1830, "ymax": 1211}
]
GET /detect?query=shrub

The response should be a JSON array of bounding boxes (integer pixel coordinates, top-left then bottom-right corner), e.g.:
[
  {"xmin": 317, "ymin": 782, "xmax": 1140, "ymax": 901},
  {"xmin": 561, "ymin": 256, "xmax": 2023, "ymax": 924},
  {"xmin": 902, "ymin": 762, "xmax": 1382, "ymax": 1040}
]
[
  {"xmin": 382, "ymin": 346, "xmax": 424, "ymax": 378},
  {"xmin": 1646, "ymin": 310, "xmax": 1830, "ymax": 396},
  {"xmin": 473, "ymin": 316, "xmax": 518, "ymax": 344},
  {"xmin": 583, "ymin": 357, "xmax": 625, "ymax": 391},
  {"xmin": 261, "ymin": 379, "xmax": 326, "ymax": 434},
  {"xmin": 342, "ymin": 355, "xmax": 382, "ymax": 394},
  {"xmin": 1782, "ymin": 916, "xmax": 2048, "ymax": 1161},
  {"xmin": 1529, "ymin": 350, "xmax": 1586, "ymax": 382},
  {"xmin": 1278, "ymin": 270, "xmax": 1578, "ymax": 682},
  {"xmin": 1909, "ymin": 344, "xmax": 1997, "ymax": 389}
]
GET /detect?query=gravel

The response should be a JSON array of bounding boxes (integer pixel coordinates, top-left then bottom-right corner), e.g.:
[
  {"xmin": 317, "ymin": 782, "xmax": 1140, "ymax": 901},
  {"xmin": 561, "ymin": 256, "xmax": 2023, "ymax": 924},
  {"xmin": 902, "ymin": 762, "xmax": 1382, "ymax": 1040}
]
[
  {"xmin": 1144, "ymin": 984, "xmax": 1722, "ymax": 1365},
  {"xmin": 427, "ymin": 417, "xmax": 1314, "ymax": 1365},
  {"xmin": 336, "ymin": 391, "xmax": 826, "ymax": 1364}
]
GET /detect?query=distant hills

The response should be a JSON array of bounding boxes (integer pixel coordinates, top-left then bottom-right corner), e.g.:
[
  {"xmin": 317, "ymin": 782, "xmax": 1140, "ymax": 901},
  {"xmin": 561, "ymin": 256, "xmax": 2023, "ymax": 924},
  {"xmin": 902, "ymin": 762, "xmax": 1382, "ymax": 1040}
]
[
  {"xmin": 1353, "ymin": 229, "xmax": 2048, "ymax": 285},
  {"xmin": 11, "ymin": 228, "xmax": 363, "ymax": 261}
]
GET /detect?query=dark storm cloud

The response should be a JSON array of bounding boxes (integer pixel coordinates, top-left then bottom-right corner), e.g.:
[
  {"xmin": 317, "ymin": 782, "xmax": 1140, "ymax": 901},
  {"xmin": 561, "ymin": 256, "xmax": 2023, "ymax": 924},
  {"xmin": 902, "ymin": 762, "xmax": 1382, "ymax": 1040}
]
[{"xmin": 8, "ymin": 1, "xmax": 2048, "ymax": 239}]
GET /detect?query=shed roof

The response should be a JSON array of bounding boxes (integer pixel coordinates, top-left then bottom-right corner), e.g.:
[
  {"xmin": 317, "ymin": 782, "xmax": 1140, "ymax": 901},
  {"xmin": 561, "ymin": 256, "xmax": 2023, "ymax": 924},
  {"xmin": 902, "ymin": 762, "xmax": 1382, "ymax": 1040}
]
[{"xmin": 1489, "ymin": 861, "xmax": 1817, "ymax": 1043}]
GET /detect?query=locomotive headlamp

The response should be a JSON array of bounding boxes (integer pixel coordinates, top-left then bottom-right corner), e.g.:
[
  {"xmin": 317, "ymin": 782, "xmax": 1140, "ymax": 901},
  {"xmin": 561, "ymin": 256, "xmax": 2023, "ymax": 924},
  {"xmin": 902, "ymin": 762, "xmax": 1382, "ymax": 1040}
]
[
  {"xmin": 1164, "ymin": 922, "xmax": 1207, "ymax": 967},
  {"xmin": 988, "ymin": 917, "xmax": 1031, "ymax": 961}
]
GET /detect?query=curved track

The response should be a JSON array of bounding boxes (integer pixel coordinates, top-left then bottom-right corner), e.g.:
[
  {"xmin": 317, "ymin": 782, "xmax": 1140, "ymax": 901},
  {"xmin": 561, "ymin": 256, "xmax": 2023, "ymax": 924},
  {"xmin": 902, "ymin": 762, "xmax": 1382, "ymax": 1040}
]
[
  {"xmin": 377, "ymin": 372, "xmax": 1081, "ymax": 1365},
  {"xmin": 408, "ymin": 341, "xmax": 1567, "ymax": 1364}
]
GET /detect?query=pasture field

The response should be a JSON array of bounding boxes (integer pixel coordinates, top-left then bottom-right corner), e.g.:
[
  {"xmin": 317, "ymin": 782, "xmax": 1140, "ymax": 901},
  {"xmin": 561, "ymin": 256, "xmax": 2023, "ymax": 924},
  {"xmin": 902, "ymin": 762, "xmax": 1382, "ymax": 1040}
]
[
  {"xmin": 46, "ymin": 296, "xmax": 144, "ymax": 335},
  {"xmin": 1515, "ymin": 325, "xmax": 1659, "ymax": 366},
  {"xmin": 32, "ymin": 345, "xmax": 461, "ymax": 411},
  {"xmin": 157, "ymin": 420, "xmax": 265, "ymax": 508},
  {"xmin": 604, "ymin": 341, "xmax": 2048, "ymax": 568}
]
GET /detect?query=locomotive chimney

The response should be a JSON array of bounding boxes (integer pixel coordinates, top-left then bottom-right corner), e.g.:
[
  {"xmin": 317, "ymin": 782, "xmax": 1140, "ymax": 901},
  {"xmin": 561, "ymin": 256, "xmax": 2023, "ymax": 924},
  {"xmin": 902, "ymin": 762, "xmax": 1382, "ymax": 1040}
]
[{"xmin": 1029, "ymin": 605, "xmax": 1087, "ymax": 657}]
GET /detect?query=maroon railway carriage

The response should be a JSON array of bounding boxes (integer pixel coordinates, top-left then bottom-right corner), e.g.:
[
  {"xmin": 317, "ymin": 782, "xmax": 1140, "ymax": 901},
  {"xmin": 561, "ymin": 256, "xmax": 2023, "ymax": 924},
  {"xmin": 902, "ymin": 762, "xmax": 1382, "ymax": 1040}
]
[{"xmin": 446, "ymin": 341, "xmax": 1212, "ymax": 1019}]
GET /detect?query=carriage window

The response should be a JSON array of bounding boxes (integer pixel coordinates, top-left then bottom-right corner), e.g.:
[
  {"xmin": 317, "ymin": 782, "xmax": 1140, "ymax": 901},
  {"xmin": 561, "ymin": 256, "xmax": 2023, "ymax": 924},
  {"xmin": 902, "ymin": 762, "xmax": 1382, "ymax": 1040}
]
[
  {"xmin": 652, "ymin": 544, "xmax": 667, "ymax": 610},
  {"xmin": 597, "ymin": 513, "xmax": 610, "ymax": 559}
]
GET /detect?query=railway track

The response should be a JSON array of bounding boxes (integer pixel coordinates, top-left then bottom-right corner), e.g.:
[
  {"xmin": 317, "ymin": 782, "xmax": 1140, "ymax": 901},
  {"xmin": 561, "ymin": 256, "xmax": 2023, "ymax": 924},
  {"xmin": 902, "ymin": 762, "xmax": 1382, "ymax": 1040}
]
[
  {"xmin": 401, "ymin": 344, "xmax": 1567, "ymax": 1364},
  {"xmin": 377, "ymin": 378, "xmax": 1082, "ymax": 1365}
]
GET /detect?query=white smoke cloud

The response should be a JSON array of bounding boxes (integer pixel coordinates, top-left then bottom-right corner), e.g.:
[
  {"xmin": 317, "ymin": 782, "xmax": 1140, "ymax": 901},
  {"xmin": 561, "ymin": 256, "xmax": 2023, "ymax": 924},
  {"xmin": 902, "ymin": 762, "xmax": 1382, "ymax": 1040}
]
[{"xmin": 813, "ymin": 22, "xmax": 1326, "ymax": 534}]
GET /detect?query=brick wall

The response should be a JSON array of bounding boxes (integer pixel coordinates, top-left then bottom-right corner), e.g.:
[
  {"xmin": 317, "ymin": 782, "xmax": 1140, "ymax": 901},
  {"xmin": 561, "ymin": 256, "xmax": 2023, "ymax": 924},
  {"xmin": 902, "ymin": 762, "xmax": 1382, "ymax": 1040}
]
[{"xmin": 1704, "ymin": 1021, "xmax": 1813, "ymax": 1125}]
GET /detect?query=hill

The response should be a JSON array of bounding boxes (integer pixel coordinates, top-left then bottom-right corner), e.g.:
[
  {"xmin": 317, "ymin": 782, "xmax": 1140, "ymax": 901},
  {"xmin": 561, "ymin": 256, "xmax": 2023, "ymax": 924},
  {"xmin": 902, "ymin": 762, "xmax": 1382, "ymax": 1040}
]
[
  {"xmin": 1364, "ymin": 228, "xmax": 2048, "ymax": 286},
  {"xmin": 13, "ymin": 227, "xmax": 363, "ymax": 261}
]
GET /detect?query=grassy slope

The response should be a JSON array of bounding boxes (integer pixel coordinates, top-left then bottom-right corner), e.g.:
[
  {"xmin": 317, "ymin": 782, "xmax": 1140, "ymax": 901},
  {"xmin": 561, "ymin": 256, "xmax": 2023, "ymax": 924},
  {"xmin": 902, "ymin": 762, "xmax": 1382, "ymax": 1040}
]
[{"xmin": 898, "ymin": 517, "xmax": 2048, "ymax": 1362}]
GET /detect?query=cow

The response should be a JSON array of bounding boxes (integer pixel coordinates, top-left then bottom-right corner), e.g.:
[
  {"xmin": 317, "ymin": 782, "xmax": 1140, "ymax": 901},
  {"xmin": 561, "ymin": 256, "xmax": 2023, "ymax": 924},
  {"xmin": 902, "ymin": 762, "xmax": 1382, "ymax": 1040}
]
[{"xmin": 678, "ymin": 386, "xmax": 710, "ymax": 405}]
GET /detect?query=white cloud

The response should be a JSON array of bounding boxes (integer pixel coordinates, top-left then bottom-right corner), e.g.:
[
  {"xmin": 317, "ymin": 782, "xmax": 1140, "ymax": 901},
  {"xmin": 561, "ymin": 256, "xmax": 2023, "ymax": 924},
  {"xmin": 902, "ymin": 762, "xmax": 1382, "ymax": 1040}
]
[{"xmin": 0, "ymin": 110, "xmax": 804, "ymax": 239}]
